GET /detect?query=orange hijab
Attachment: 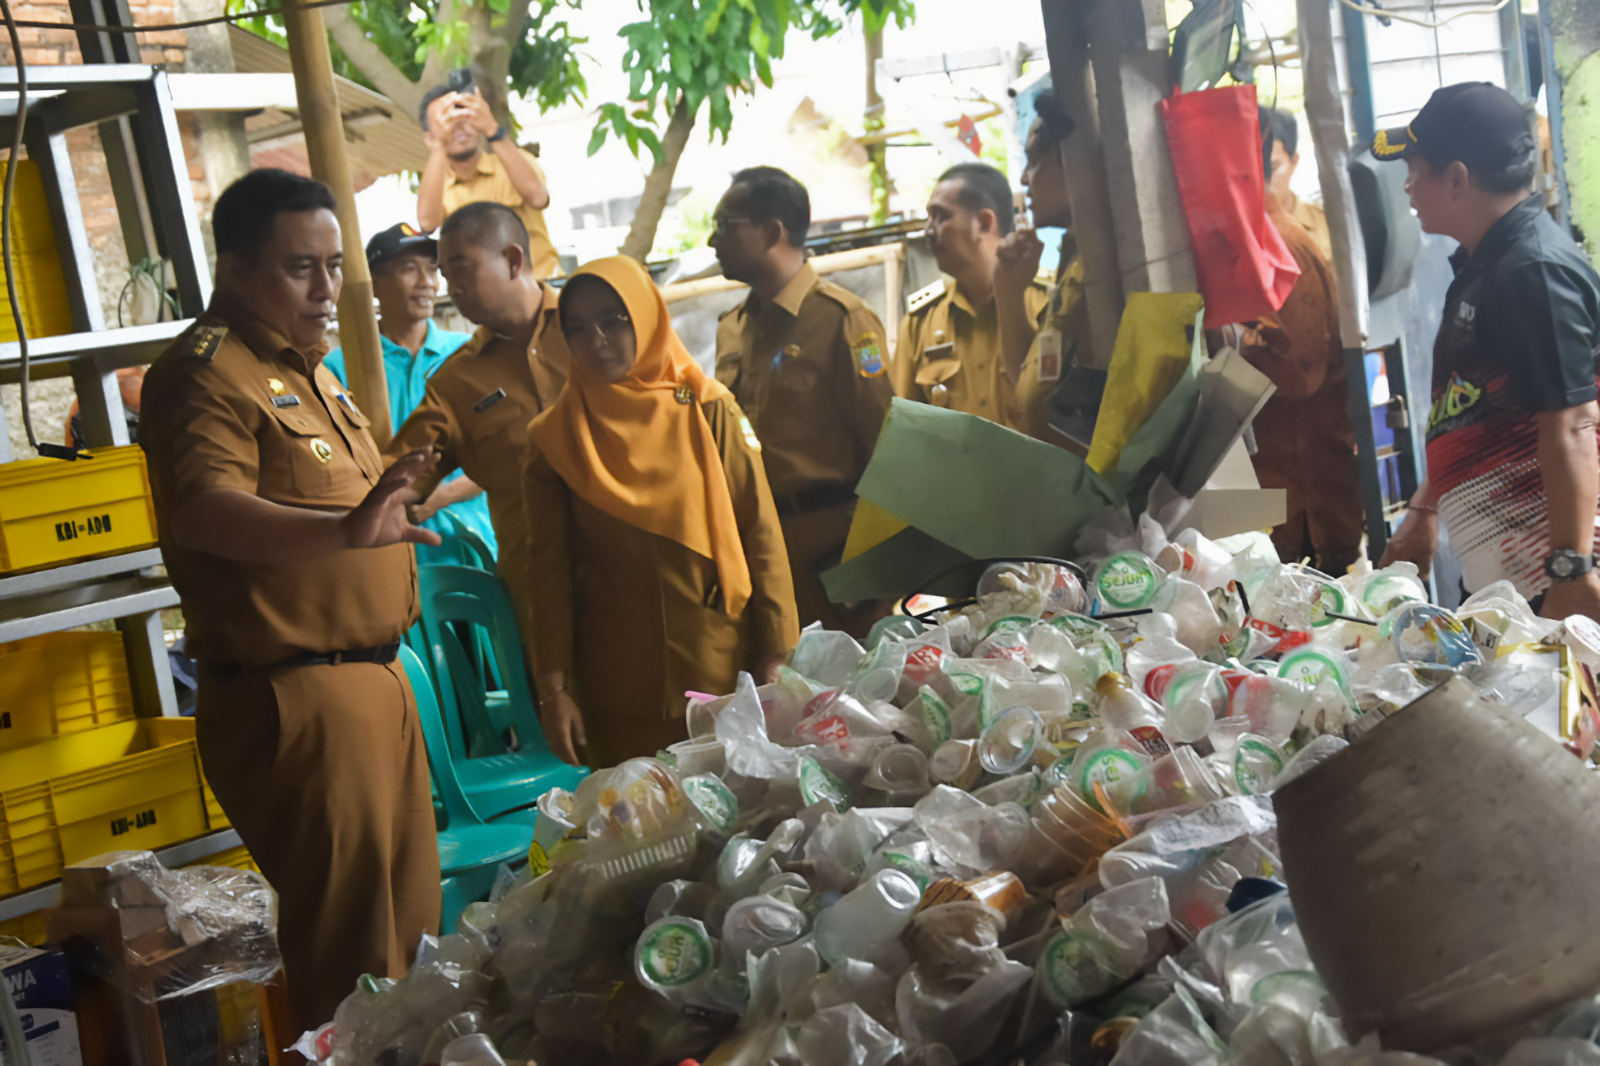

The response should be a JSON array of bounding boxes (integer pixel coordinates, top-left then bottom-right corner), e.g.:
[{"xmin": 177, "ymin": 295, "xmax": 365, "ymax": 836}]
[{"xmin": 528, "ymin": 256, "xmax": 752, "ymax": 616}]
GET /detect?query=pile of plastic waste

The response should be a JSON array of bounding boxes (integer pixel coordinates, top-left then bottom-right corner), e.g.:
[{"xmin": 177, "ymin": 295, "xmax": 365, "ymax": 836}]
[{"xmin": 300, "ymin": 525, "xmax": 1600, "ymax": 1066}]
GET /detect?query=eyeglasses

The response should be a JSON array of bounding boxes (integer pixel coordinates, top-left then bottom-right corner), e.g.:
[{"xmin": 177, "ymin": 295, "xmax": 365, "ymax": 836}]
[
  {"xmin": 710, "ymin": 215, "xmax": 756, "ymax": 238},
  {"xmin": 562, "ymin": 312, "xmax": 633, "ymax": 343}
]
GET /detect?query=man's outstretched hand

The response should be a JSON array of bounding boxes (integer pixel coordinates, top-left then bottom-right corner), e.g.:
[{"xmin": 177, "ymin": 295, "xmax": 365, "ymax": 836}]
[{"xmin": 342, "ymin": 449, "xmax": 443, "ymax": 549}]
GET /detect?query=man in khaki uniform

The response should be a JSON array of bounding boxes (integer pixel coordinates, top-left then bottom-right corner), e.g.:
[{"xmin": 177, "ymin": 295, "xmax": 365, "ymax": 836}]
[
  {"xmin": 388, "ymin": 202, "xmax": 569, "ymax": 645},
  {"xmin": 1263, "ymin": 106, "xmax": 1333, "ymax": 263},
  {"xmin": 416, "ymin": 81, "xmax": 560, "ymax": 279},
  {"xmin": 893, "ymin": 162, "xmax": 1048, "ymax": 429},
  {"xmin": 709, "ymin": 167, "xmax": 893, "ymax": 635},
  {"xmin": 997, "ymin": 91, "xmax": 1092, "ymax": 450},
  {"xmin": 139, "ymin": 169, "xmax": 441, "ymax": 1032}
]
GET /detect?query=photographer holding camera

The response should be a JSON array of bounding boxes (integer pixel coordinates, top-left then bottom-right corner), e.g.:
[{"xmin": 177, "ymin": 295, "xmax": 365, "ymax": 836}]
[{"xmin": 416, "ymin": 71, "xmax": 560, "ymax": 279}]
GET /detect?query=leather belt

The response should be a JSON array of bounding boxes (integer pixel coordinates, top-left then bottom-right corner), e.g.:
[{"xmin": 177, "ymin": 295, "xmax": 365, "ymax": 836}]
[
  {"xmin": 201, "ymin": 640, "xmax": 402, "ymax": 677},
  {"xmin": 774, "ymin": 481, "xmax": 858, "ymax": 518}
]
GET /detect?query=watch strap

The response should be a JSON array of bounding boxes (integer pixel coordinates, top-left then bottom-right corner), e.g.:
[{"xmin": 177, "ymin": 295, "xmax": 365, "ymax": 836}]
[
  {"xmin": 487, "ymin": 125, "xmax": 508, "ymax": 143},
  {"xmin": 1544, "ymin": 549, "xmax": 1598, "ymax": 581}
]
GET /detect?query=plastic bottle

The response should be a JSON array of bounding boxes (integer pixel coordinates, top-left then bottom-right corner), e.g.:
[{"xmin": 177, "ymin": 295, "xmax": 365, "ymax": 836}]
[
  {"xmin": 1095, "ymin": 672, "xmax": 1173, "ymax": 757},
  {"xmin": 1157, "ymin": 528, "xmax": 1235, "ymax": 590},
  {"xmin": 813, "ymin": 868, "xmax": 922, "ymax": 967},
  {"xmin": 721, "ymin": 894, "xmax": 807, "ymax": 958},
  {"xmin": 439, "ymin": 1033, "xmax": 507, "ymax": 1066}
]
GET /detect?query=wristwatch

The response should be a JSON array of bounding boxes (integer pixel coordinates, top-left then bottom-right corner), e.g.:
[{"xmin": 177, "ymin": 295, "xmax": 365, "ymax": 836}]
[
  {"xmin": 1544, "ymin": 549, "xmax": 1597, "ymax": 582},
  {"xmin": 487, "ymin": 125, "xmax": 508, "ymax": 143}
]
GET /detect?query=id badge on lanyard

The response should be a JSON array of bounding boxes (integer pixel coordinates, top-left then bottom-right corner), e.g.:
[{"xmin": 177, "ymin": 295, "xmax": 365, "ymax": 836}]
[{"xmin": 1037, "ymin": 326, "xmax": 1063, "ymax": 382}]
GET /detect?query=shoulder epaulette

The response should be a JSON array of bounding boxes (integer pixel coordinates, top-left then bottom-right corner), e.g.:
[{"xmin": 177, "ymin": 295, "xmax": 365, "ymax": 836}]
[
  {"xmin": 815, "ymin": 279, "xmax": 867, "ymax": 313},
  {"xmin": 906, "ymin": 280, "xmax": 945, "ymax": 315},
  {"xmin": 186, "ymin": 324, "xmax": 227, "ymax": 361}
]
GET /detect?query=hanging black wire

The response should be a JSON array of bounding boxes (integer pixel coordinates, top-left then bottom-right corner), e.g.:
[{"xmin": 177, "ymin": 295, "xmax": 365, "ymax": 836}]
[{"xmin": 896, "ymin": 556, "xmax": 1092, "ymax": 623}]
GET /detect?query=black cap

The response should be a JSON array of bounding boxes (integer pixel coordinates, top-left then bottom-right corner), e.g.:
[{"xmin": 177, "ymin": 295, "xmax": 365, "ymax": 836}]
[
  {"xmin": 1370, "ymin": 82, "xmax": 1534, "ymax": 175},
  {"xmin": 366, "ymin": 223, "xmax": 437, "ymax": 271}
]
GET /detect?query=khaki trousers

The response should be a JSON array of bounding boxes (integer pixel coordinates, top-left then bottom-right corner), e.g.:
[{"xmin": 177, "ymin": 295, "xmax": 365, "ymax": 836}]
[
  {"xmin": 781, "ymin": 503, "xmax": 888, "ymax": 640},
  {"xmin": 195, "ymin": 660, "xmax": 440, "ymax": 1033}
]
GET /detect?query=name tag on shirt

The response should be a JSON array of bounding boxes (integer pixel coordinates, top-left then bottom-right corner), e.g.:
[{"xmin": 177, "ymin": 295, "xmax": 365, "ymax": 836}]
[
  {"xmin": 271, "ymin": 395, "xmax": 301, "ymax": 408},
  {"xmin": 473, "ymin": 388, "xmax": 507, "ymax": 413},
  {"xmin": 923, "ymin": 342, "xmax": 955, "ymax": 361}
]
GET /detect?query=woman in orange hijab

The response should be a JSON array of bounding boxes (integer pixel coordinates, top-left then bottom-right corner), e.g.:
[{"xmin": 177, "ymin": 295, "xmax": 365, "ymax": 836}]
[{"xmin": 523, "ymin": 256, "xmax": 799, "ymax": 766}]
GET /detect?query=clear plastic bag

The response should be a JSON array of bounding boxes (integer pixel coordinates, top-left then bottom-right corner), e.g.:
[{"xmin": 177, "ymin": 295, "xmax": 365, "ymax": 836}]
[{"xmin": 53, "ymin": 850, "xmax": 281, "ymax": 1004}]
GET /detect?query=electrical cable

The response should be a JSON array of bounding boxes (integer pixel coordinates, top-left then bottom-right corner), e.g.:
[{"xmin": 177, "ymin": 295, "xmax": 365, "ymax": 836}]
[
  {"xmin": 1336, "ymin": 0, "xmax": 1512, "ymax": 30},
  {"xmin": 895, "ymin": 556, "xmax": 1092, "ymax": 622},
  {"xmin": 5, "ymin": 0, "xmax": 356, "ymax": 34},
  {"xmin": 0, "ymin": 0, "xmax": 81, "ymax": 459},
  {"xmin": 0, "ymin": 0, "xmax": 52, "ymax": 461}
]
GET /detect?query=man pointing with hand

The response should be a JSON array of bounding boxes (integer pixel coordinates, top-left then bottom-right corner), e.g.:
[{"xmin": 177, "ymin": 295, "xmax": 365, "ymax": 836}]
[{"xmin": 140, "ymin": 169, "xmax": 443, "ymax": 1032}]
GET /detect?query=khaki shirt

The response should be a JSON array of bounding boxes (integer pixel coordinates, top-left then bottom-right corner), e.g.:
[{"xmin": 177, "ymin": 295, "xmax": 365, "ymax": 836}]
[
  {"xmin": 387, "ymin": 285, "xmax": 569, "ymax": 630},
  {"xmin": 891, "ymin": 277, "xmax": 1049, "ymax": 429},
  {"xmin": 523, "ymin": 394, "xmax": 799, "ymax": 765},
  {"xmin": 441, "ymin": 148, "xmax": 560, "ymax": 280},
  {"xmin": 1015, "ymin": 234, "xmax": 1090, "ymax": 445},
  {"xmin": 1284, "ymin": 192, "xmax": 1333, "ymax": 265},
  {"xmin": 713, "ymin": 263, "xmax": 893, "ymax": 500},
  {"xmin": 140, "ymin": 299, "xmax": 417, "ymax": 666}
]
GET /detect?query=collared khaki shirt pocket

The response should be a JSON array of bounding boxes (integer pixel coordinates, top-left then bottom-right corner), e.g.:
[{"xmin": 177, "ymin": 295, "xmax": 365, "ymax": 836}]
[
  {"xmin": 775, "ymin": 353, "xmax": 820, "ymax": 394},
  {"xmin": 462, "ymin": 386, "xmax": 532, "ymax": 456},
  {"xmin": 261, "ymin": 402, "xmax": 336, "ymax": 501},
  {"xmin": 329, "ymin": 392, "xmax": 384, "ymax": 485},
  {"xmin": 914, "ymin": 356, "xmax": 963, "ymax": 407}
]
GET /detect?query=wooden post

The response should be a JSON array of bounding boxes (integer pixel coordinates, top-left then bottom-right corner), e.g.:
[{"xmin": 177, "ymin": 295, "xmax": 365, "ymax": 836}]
[
  {"xmin": 1040, "ymin": 0, "xmax": 1124, "ymax": 369},
  {"xmin": 279, "ymin": 0, "xmax": 391, "ymax": 445}
]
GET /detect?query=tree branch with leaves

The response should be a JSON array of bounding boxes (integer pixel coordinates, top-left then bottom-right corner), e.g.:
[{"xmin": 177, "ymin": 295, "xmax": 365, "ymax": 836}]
[
  {"xmin": 233, "ymin": 0, "xmax": 588, "ymax": 128},
  {"xmin": 590, "ymin": 0, "xmax": 914, "ymax": 262}
]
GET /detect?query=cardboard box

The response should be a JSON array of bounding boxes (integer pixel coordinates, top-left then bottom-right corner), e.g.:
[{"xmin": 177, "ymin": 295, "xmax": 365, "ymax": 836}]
[{"xmin": 0, "ymin": 942, "xmax": 83, "ymax": 1066}]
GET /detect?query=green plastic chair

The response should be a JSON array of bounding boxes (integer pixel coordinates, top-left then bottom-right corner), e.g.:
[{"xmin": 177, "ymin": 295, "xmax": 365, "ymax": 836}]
[
  {"xmin": 436, "ymin": 514, "xmax": 510, "ymax": 732},
  {"xmin": 399, "ymin": 643, "xmax": 533, "ymax": 933},
  {"xmin": 417, "ymin": 565, "xmax": 589, "ymax": 820},
  {"xmin": 442, "ymin": 511, "xmax": 498, "ymax": 571}
]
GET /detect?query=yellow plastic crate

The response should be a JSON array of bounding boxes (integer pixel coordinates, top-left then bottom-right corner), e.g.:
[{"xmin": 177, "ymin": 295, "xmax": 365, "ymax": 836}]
[
  {"xmin": 0, "ymin": 444, "xmax": 159, "ymax": 573},
  {"xmin": 203, "ymin": 778, "xmax": 231, "ymax": 831},
  {"xmin": 0, "ymin": 717, "xmax": 210, "ymax": 894},
  {"xmin": 0, "ymin": 161, "xmax": 73, "ymax": 343},
  {"xmin": 188, "ymin": 844, "xmax": 258, "ymax": 876},
  {"xmin": 0, "ymin": 630, "xmax": 135, "ymax": 751},
  {"xmin": 0, "ymin": 907, "xmax": 49, "ymax": 946}
]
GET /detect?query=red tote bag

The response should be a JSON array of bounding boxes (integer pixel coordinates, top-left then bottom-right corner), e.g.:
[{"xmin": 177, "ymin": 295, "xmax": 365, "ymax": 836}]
[{"xmin": 1160, "ymin": 84, "xmax": 1300, "ymax": 328}]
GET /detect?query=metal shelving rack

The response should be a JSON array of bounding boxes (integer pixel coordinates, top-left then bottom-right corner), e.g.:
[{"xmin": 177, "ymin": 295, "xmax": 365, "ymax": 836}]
[{"xmin": 0, "ymin": 29, "xmax": 245, "ymax": 922}]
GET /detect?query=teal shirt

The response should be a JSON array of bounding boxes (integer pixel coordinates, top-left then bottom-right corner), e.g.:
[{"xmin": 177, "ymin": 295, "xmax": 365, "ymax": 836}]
[{"xmin": 325, "ymin": 320, "xmax": 498, "ymax": 565}]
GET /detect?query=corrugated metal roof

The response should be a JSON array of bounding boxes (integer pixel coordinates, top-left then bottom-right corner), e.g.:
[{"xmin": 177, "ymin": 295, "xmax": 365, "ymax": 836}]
[{"xmin": 224, "ymin": 25, "xmax": 428, "ymax": 185}]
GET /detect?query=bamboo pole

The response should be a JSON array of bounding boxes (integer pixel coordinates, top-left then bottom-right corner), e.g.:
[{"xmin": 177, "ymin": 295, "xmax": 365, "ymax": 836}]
[{"xmin": 279, "ymin": 0, "xmax": 392, "ymax": 445}]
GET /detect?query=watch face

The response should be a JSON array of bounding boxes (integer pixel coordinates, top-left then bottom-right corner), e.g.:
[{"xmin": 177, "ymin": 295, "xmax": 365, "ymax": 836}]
[{"xmin": 1553, "ymin": 555, "xmax": 1577, "ymax": 578}]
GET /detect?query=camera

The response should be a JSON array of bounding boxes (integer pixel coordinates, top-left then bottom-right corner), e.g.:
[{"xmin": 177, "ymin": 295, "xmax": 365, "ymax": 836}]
[{"xmin": 447, "ymin": 68, "xmax": 475, "ymax": 93}]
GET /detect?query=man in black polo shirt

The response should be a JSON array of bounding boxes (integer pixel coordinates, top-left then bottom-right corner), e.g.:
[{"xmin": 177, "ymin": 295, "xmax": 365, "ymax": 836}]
[{"xmin": 1379, "ymin": 83, "xmax": 1600, "ymax": 619}]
